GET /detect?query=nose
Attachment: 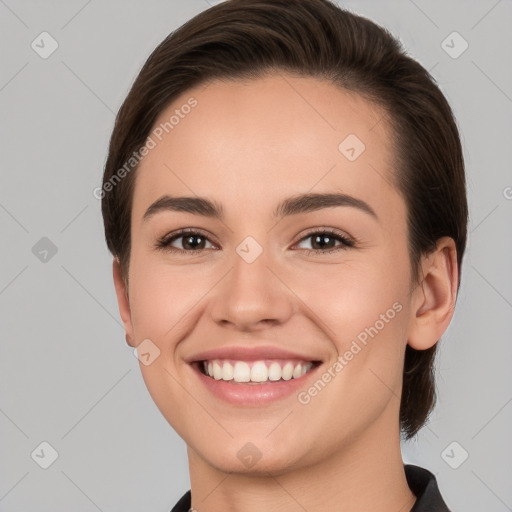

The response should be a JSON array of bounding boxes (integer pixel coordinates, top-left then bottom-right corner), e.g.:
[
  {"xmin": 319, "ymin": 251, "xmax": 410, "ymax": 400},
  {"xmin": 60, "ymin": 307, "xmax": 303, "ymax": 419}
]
[{"xmin": 208, "ymin": 246, "xmax": 295, "ymax": 332}]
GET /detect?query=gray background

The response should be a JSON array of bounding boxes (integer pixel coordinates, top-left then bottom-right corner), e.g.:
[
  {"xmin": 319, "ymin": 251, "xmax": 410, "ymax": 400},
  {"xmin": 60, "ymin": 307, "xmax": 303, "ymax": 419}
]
[{"xmin": 0, "ymin": 0, "xmax": 511, "ymax": 510}]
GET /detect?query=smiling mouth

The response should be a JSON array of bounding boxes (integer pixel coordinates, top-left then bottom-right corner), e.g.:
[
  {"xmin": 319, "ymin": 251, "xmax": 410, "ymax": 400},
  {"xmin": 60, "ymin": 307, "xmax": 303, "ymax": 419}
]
[{"xmin": 195, "ymin": 359, "xmax": 322, "ymax": 384}]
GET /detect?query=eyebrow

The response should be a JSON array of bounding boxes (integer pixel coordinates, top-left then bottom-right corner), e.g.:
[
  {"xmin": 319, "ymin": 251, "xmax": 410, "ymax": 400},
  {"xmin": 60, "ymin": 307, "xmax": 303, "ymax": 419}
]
[{"xmin": 142, "ymin": 192, "xmax": 378, "ymax": 222}]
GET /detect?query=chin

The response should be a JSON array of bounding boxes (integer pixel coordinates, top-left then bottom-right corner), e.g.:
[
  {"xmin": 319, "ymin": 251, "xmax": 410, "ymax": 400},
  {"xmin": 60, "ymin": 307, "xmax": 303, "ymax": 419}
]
[{"xmin": 194, "ymin": 438, "xmax": 312, "ymax": 477}]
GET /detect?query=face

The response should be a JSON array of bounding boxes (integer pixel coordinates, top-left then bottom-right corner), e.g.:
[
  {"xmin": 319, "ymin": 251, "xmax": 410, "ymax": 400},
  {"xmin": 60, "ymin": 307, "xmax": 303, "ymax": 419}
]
[{"xmin": 116, "ymin": 73, "xmax": 420, "ymax": 475}]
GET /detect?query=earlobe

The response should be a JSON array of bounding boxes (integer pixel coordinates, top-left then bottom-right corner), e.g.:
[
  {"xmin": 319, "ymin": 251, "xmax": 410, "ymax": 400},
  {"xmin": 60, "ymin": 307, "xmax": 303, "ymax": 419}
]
[
  {"xmin": 112, "ymin": 258, "xmax": 136, "ymax": 347},
  {"xmin": 407, "ymin": 237, "xmax": 458, "ymax": 351}
]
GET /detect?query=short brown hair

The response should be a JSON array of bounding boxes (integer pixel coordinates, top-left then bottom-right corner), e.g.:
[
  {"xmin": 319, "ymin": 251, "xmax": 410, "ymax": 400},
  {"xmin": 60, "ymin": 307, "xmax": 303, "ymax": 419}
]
[{"xmin": 101, "ymin": 0, "xmax": 468, "ymax": 439}]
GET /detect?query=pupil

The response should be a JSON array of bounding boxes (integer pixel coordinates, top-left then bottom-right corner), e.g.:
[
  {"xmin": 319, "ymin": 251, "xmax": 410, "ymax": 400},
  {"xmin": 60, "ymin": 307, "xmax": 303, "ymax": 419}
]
[
  {"xmin": 313, "ymin": 234, "xmax": 334, "ymax": 249},
  {"xmin": 184, "ymin": 235, "xmax": 204, "ymax": 250}
]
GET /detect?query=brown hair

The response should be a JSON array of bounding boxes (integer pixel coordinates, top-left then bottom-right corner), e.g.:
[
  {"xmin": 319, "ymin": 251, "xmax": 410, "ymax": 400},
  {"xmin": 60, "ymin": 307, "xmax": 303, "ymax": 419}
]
[{"xmin": 101, "ymin": 0, "xmax": 468, "ymax": 439}]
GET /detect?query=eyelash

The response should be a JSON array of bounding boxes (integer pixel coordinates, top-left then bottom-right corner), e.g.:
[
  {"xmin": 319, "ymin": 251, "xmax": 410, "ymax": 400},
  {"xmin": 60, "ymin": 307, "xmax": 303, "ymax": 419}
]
[{"xmin": 155, "ymin": 228, "xmax": 355, "ymax": 256}]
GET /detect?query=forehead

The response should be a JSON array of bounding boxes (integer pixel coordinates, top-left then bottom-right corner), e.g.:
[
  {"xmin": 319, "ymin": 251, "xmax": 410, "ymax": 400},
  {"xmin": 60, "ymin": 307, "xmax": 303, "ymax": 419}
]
[{"xmin": 133, "ymin": 72, "xmax": 401, "ymax": 223}]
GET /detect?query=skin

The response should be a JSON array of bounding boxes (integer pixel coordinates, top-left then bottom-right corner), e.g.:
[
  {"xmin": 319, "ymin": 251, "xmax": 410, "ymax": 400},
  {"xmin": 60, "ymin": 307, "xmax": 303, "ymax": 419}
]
[{"xmin": 113, "ymin": 72, "xmax": 458, "ymax": 512}]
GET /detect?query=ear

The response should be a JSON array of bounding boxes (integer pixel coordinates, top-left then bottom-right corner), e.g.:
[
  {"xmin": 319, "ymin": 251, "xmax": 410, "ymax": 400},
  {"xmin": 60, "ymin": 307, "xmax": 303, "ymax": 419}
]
[
  {"xmin": 112, "ymin": 258, "xmax": 136, "ymax": 347},
  {"xmin": 408, "ymin": 237, "xmax": 458, "ymax": 350}
]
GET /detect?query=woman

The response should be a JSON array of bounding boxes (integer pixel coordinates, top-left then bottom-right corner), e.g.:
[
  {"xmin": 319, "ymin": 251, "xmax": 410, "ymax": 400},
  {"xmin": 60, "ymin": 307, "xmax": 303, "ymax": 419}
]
[{"xmin": 100, "ymin": 0, "xmax": 467, "ymax": 510}]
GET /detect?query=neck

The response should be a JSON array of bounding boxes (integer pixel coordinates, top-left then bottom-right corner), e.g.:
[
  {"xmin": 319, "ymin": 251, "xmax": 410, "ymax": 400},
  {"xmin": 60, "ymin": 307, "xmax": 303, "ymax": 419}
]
[{"xmin": 186, "ymin": 412, "xmax": 417, "ymax": 512}]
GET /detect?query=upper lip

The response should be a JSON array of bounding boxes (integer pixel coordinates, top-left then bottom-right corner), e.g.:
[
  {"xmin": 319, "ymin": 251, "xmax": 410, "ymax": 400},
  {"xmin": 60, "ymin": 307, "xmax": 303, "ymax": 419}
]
[{"xmin": 186, "ymin": 345, "xmax": 322, "ymax": 363}]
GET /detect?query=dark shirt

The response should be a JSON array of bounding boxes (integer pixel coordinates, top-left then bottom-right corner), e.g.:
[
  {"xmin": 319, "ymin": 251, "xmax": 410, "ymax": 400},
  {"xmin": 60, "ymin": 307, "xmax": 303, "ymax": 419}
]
[{"xmin": 170, "ymin": 464, "xmax": 451, "ymax": 511}]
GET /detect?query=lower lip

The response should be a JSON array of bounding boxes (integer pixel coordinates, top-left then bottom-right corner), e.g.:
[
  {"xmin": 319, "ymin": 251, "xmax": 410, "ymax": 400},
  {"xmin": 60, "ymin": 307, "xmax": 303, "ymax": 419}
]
[{"xmin": 190, "ymin": 362, "xmax": 322, "ymax": 406}]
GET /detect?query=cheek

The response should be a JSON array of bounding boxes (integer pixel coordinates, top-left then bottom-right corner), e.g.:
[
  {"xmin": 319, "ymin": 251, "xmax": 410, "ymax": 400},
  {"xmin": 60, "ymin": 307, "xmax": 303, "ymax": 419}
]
[
  {"xmin": 126, "ymin": 254, "xmax": 198, "ymax": 427},
  {"xmin": 127, "ymin": 253, "xmax": 200, "ymax": 343},
  {"xmin": 295, "ymin": 249, "xmax": 410, "ymax": 341},
  {"xmin": 294, "ymin": 244, "xmax": 411, "ymax": 396},
  {"xmin": 290, "ymin": 265, "xmax": 409, "ymax": 447}
]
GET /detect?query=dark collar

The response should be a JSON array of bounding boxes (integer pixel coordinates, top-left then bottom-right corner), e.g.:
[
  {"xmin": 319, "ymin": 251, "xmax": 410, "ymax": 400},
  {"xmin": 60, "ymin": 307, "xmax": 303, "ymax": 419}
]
[
  {"xmin": 406, "ymin": 464, "xmax": 451, "ymax": 511},
  {"xmin": 170, "ymin": 464, "xmax": 450, "ymax": 511}
]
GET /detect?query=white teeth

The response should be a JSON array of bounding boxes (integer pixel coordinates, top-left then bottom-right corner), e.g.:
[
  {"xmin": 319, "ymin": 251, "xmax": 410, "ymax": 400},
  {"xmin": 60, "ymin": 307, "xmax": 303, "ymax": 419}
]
[
  {"xmin": 250, "ymin": 362, "xmax": 268, "ymax": 382},
  {"xmin": 213, "ymin": 361, "xmax": 223, "ymax": 380},
  {"xmin": 222, "ymin": 361, "xmax": 234, "ymax": 381},
  {"xmin": 268, "ymin": 362, "xmax": 282, "ymax": 381},
  {"xmin": 282, "ymin": 362, "xmax": 294, "ymax": 381},
  {"xmin": 292, "ymin": 363, "xmax": 303, "ymax": 379},
  {"xmin": 233, "ymin": 361, "xmax": 251, "ymax": 382},
  {"xmin": 202, "ymin": 359, "xmax": 314, "ymax": 383}
]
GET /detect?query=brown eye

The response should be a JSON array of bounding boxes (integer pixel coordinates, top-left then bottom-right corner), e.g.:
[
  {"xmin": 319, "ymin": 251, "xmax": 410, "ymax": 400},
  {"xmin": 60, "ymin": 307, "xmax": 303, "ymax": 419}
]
[
  {"xmin": 294, "ymin": 229, "xmax": 355, "ymax": 255},
  {"xmin": 156, "ymin": 230, "xmax": 215, "ymax": 252}
]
